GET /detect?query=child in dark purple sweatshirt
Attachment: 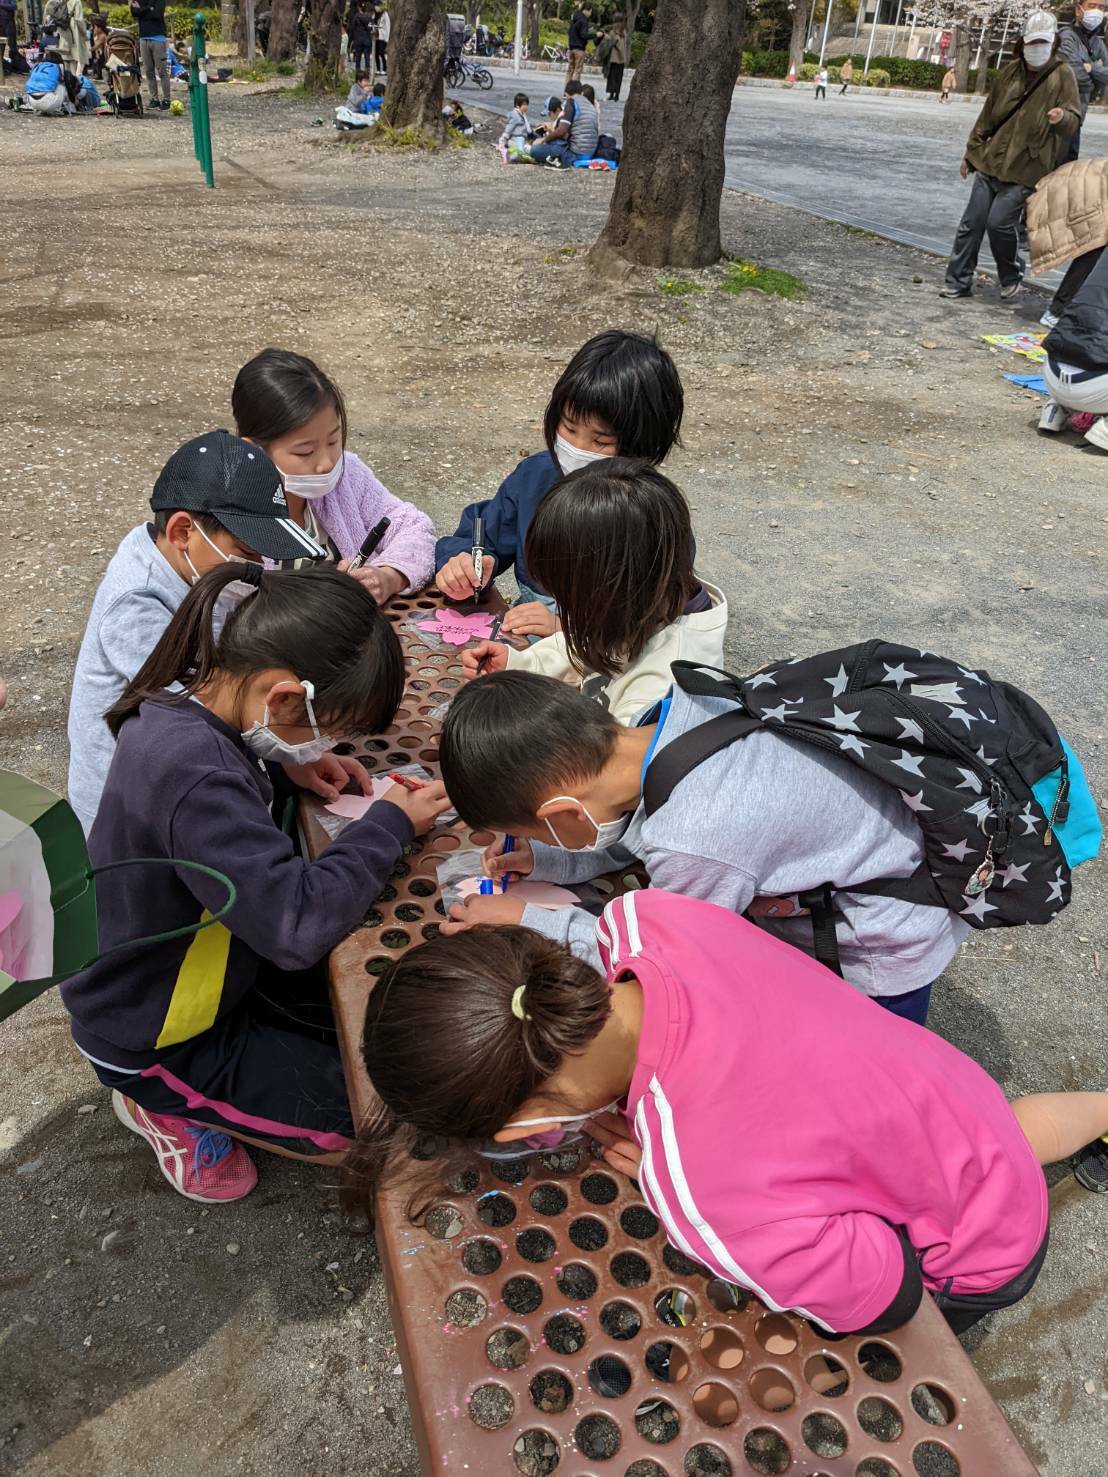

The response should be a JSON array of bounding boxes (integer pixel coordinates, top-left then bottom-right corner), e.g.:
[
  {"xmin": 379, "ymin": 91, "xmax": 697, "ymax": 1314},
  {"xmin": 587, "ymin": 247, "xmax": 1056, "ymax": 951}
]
[{"xmin": 61, "ymin": 562, "xmax": 450, "ymax": 1203}]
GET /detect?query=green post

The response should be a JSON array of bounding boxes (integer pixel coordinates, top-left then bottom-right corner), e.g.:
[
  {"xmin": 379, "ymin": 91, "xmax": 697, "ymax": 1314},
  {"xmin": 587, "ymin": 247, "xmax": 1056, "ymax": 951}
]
[{"xmin": 188, "ymin": 11, "xmax": 215, "ymax": 188}]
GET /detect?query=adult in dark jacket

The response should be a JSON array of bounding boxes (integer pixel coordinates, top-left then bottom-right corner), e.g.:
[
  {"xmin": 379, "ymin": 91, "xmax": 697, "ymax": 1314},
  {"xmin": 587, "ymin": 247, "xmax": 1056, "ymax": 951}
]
[
  {"xmin": 566, "ymin": 3, "xmax": 600, "ymax": 87},
  {"xmin": 130, "ymin": 0, "xmax": 171, "ymax": 109},
  {"xmin": 1038, "ymin": 245, "xmax": 1108, "ymax": 448},
  {"xmin": 940, "ymin": 11, "xmax": 1081, "ymax": 302},
  {"xmin": 1056, "ymin": 4, "xmax": 1108, "ymax": 161},
  {"xmin": 0, "ymin": 0, "xmax": 19, "ymax": 72},
  {"xmin": 347, "ymin": 0, "xmax": 373, "ymax": 73}
]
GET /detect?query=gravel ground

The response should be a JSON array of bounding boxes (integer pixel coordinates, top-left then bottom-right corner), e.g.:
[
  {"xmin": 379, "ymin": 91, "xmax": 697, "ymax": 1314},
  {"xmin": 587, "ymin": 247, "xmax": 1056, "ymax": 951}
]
[{"xmin": 0, "ymin": 82, "xmax": 1104, "ymax": 1477}]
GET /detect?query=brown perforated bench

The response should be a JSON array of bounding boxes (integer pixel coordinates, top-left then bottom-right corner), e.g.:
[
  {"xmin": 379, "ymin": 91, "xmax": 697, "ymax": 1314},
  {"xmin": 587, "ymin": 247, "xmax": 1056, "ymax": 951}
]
[{"xmin": 301, "ymin": 592, "xmax": 1038, "ymax": 1477}]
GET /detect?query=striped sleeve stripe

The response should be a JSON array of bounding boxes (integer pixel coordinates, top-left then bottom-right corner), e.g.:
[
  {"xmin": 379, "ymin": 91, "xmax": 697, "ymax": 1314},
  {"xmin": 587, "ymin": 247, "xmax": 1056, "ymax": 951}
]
[
  {"xmin": 648, "ymin": 1075, "xmax": 823, "ymax": 1326},
  {"xmin": 276, "ymin": 517, "xmax": 327, "ymax": 556},
  {"xmin": 635, "ymin": 1099, "xmax": 714, "ymax": 1271}
]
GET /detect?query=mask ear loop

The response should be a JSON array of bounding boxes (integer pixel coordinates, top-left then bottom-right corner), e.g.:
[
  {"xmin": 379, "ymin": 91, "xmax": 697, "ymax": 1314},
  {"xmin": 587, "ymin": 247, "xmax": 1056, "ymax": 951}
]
[{"xmin": 262, "ymin": 678, "xmax": 318, "ymax": 736}]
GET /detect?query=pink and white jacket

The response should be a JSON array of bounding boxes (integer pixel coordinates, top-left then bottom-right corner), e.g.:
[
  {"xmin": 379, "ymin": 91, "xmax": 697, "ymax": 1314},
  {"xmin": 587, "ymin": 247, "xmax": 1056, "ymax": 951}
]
[
  {"xmin": 313, "ymin": 451, "xmax": 436, "ymax": 593},
  {"xmin": 598, "ymin": 889, "xmax": 1048, "ymax": 1334}
]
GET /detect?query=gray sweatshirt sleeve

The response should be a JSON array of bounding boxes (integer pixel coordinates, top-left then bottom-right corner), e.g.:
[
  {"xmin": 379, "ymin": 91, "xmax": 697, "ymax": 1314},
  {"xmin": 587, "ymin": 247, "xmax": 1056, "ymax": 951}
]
[
  {"xmin": 528, "ymin": 838, "xmax": 635, "ymax": 884},
  {"xmin": 647, "ymin": 849, "xmax": 759, "ymax": 916},
  {"xmin": 519, "ymin": 901, "xmax": 603, "ymax": 966}
]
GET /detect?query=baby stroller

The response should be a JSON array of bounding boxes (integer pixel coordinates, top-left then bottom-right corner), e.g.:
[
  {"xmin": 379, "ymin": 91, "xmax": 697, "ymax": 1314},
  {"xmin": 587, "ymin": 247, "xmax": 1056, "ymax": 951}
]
[{"xmin": 105, "ymin": 29, "xmax": 143, "ymax": 117}]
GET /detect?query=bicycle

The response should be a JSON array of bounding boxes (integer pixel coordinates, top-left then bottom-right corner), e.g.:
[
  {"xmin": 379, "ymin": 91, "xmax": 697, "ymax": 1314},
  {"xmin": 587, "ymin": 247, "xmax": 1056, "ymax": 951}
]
[
  {"xmin": 541, "ymin": 43, "xmax": 568, "ymax": 63},
  {"xmin": 443, "ymin": 56, "xmax": 493, "ymax": 89}
]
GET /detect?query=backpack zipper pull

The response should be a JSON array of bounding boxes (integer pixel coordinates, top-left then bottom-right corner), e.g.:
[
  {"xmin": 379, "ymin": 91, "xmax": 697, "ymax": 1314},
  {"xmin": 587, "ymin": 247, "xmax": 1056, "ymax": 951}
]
[{"xmin": 1044, "ymin": 758, "xmax": 1069, "ymax": 847}]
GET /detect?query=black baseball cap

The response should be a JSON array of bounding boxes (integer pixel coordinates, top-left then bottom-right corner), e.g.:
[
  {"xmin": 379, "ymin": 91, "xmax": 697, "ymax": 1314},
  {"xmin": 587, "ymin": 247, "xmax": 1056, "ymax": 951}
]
[{"xmin": 150, "ymin": 430, "xmax": 327, "ymax": 562}]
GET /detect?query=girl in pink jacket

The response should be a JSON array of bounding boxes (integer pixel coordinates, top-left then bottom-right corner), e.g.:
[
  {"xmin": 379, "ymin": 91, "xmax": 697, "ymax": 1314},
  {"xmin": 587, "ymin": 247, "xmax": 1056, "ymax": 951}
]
[
  {"xmin": 232, "ymin": 348, "xmax": 436, "ymax": 602},
  {"xmin": 359, "ymin": 889, "xmax": 1108, "ymax": 1335}
]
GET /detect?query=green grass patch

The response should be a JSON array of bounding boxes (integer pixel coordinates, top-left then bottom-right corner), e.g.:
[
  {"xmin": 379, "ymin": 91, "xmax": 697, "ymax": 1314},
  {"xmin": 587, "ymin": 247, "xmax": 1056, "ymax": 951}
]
[
  {"xmin": 721, "ymin": 260, "xmax": 807, "ymax": 301},
  {"xmin": 658, "ymin": 276, "xmax": 704, "ymax": 297},
  {"xmin": 370, "ymin": 124, "xmax": 445, "ymax": 151},
  {"xmin": 841, "ymin": 223, "xmax": 877, "ymax": 238}
]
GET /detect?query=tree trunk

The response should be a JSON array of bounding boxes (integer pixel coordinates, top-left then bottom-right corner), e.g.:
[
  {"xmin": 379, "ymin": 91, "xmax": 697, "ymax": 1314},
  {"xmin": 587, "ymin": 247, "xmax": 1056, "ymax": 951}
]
[
  {"xmin": 304, "ymin": 0, "xmax": 344, "ymax": 87},
  {"xmin": 267, "ymin": 0, "xmax": 298, "ymax": 61},
  {"xmin": 591, "ymin": 0, "xmax": 747, "ymax": 270},
  {"xmin": 380, "ymin": 0, "xmax": 447, "ymax": 137},
  {"xmin": 953, "ymin": 22, "xmax": 970, "ymax": 93},
  {"xmin": 525, "ymin": 0, "xmax": 539, "ymax": 55},
  {"xmin": 973, "ymin": 27, "xmax": 989, "ymax": 93},
  {"xmin": 788, "ymin": 0, "xmax": 810, "ymax": 75}
]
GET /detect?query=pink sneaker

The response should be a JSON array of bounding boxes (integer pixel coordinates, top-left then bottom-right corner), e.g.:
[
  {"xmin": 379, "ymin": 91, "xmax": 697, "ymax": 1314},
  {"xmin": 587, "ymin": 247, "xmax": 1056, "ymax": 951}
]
[{"xmin": 112, "ymin": 1090, "xmax": 258, "ymax": 1202}]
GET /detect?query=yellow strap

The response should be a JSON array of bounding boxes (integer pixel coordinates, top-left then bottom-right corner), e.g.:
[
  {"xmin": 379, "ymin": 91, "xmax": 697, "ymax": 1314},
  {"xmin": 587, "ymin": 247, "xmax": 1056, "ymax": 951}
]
[{"xmin": 155, "ymin": 911, "xmax": 231, "ymax": 1048}]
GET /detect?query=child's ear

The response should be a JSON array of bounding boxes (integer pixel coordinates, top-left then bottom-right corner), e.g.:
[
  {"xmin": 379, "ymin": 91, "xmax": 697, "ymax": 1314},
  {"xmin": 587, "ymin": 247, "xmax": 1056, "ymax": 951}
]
[
  {"xmin": 265, "ymin": 680, "xmax": 309, "ymax": 724},
  {"xmin": 536, "ymin": 797, "xmax": 586, "ymax": 824},
  {"xmin": 163, "ymin": 511, "xmax": 194, "ymax": 550}
]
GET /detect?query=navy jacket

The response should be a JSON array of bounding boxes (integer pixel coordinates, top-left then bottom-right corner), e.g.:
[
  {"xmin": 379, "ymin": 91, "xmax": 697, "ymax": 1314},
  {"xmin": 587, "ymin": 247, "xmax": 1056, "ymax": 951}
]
[
  {"xmin": 435, "ymin": 450, "xmax": 560, "ymax": 597},
  {"xmin": 131, "ymin": 0, "xmax": 167, "ymax": 37},
  {"xmin": 568, "ymin": 9, "xmax": 596, "ymax": 50},
  {"xmin": 1045, "ymin": 243, "xmax": 1108, "ymax": 371},
  {"xmin": 61, "ymin": 695, "xmax": 411, "ymax": 1069}
]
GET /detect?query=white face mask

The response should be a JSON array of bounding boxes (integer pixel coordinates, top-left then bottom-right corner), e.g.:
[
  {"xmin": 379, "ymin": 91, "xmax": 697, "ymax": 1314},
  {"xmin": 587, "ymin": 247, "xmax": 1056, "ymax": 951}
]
[
  {"xmin": 281, "ymin": 453, "xmax": 344, "ymax": 502},
  {"xmin": 241, "ymin": 679, "xmax": 337, "ymax": 765},
  {"xmin": 475, "ymin": 1100, "xmax": 621, "ymax": 1159},
  {"xmin": 1024, "ymin": 40, "xmax": 1053, "ymax": 65},
  {"xmin": 542, "ymin": 796, "xmax": 630, "ymax": 852},
  {"xmin": 183, "ymin": 525, "xmax": 259, "ymax": 611},
  {"xmin": 1083, "ymin": 8, "xmax": 1105, "ymax": 26},
  {"xmin": 554, "ymin": 433, "xmax": 612, "ymax": 476}
]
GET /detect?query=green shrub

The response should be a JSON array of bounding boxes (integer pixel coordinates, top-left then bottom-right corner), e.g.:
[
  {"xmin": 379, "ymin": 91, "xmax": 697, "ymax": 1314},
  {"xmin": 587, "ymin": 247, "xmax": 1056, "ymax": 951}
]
[
  {"xmin": 747, "ymin": 48, "xmax": 790, "ymax": 78},
  {"xmin": 629, "ymin": 30, "xmax": 649, "ymax": 65},
  {"xmin": 862, "ymin": 67, "xmax": 890, "ymax": 87},
  {"xmin": 798, "ymin": 61, "xmax": 819, "ymax": 81}
]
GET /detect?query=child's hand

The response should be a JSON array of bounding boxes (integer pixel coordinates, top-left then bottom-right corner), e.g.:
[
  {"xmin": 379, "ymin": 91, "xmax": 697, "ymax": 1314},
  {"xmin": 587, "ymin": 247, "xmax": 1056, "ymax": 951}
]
[
  {"xmin": 285, "ymin": 753, "xmax": 372, "ymax": 803},
  {"xmin": 501, "ymin": 602, "xmax": 559, "ymax": 639},
  {"xmin": 381, "ymin": 779, "xmax": 451, "ymax": 835},
  {"xmin": 461, "ymin": 641, "xmax": 509, "ymax": 681},
  {"xmin": 441, "ymin": 893, "xmax": 527, "ymax": 933},
  {"xmin": 340, "ymin": 561, "xmax": 406, "ymax": 604},
  {"xmin": 586, "ymin": 1110, "xmax": 642, "ymax": 1179},
  {"xmin": 483, "ymin": 834, "xmax": 534, "ymax": 881},
  {"xmin": 436, "ymin": 552, "xmax": 496, "ymax": 601}
]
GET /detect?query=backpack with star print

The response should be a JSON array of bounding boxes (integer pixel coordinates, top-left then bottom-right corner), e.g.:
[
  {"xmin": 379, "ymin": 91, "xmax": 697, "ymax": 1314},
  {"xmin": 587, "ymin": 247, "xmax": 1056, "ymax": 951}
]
[{"xmin": 643, "ymin": 641, "xmax": 1100, "ymax": 975}]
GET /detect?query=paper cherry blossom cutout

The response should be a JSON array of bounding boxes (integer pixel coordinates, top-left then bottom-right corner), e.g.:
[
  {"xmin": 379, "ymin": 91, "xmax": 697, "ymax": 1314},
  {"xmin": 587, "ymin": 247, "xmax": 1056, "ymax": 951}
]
[{"xmin": 417, "ymin": 608, "xmax": 496, "ymax": 646}]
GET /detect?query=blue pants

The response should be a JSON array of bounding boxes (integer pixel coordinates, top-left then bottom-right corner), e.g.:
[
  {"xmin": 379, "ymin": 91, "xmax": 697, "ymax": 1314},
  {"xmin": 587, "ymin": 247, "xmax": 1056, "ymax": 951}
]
[
  {"xmin": 876, "ymin": 982, "xmax": 933, "ymax": 1026},
  {"xmin": 530, "ymin": 139, "xmax": 578, "ymax": 166}
]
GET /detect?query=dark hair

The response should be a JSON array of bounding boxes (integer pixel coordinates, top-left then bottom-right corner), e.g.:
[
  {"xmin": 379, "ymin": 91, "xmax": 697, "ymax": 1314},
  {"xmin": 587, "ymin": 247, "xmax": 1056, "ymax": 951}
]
[
  {"xmin": 440, "ymin": 672, "xmax": 619, "ymax": 829},
  {"xmin": 372, "ymin": 81, "xmax": 385, "ymax": 95},
  {"xmin": 106, "ymin": 563, "xmax": 404, "ymax": 738},
  {"xmin": 543, "ymin": 330, "xmax": 683, "ymax": 465},
  {"xmin": 582, "ymin": 82, "xmax": 596, "ymax": 103},
  {"xmin": 565, "ymin": 79, "xmax": 583, "ymax": 95},
  {"xmin": 231, "ymin": 348, "xmax": 348, "ymax": 450},
  {"xmin": 151, "ymin": 508, "xmax": 222, "ymax": 537},
  {"xmin": 354, "ymin": 69, "xmax": 368, "ymax": 80},
  {"xmin": 525, "ymin": 458, "xmax": 697, "ymax": 679},
  {"xmin": 353, "ymin": 926, "xmax": 610, "ymax": 1215},
  {"xmin": 513, "ymin": 91, "xmax": 529, "ymax": 106}
]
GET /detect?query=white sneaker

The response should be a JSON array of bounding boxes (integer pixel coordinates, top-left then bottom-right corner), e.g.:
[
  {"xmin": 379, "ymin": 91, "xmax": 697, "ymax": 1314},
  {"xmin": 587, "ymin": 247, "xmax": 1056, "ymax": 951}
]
[
  {"xmin": 1039, "ymin": 309, "xmax": 1060, "ymax": 330},
  {"xmin": 1037, "ymin": 399, "xmax": 1068, "ymax": 434},
  {"xmin": 1084, "ymin": 417, "xmax": 1108, "ymax": 451}
]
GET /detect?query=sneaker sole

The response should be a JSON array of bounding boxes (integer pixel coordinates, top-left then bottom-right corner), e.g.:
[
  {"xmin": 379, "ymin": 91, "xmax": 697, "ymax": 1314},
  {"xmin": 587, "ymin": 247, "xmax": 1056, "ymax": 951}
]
[
  {"xmin": 111, "ymin": 1089, "xmax": 255, "ymax": 1202},
  {"xmin": 1073, "ymin": 1159, "xmax": 1108, "ymax": 1193}
]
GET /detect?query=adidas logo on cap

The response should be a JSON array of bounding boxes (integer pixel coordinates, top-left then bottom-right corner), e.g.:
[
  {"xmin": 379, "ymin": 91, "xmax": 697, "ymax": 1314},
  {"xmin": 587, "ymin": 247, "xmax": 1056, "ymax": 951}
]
[{"xmin": 272, "ymin": 486, "xmax": 287, "ymax": 506}]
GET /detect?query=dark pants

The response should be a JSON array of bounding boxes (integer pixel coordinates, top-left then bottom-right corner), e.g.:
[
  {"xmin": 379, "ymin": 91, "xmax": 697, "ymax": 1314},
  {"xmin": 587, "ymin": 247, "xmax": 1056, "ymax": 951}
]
[
  {"xmin": 375, "ymin": 38, "xmax": 386, "ymax": 71},
  {"xmin": 350, "ymin": 41, "xmax": 371, "ymax": 70},
  {"xmin": 945, "ymin": 172, "xmax": 1030, "ymax": 292},
  {"xmin": 606, "ymin": 61, "xmax": 624, "ymax": 98},
  {"xmin": 530, "ymin": 138, "xmax": 578, "ymax": 165},
  {"xmin": 932, "ymin": 1228, "xmax": 1049, "ymax": 1334},
  {"xmin": 1049, "ymin": 244, "xmax": 1103, "ymax": 318},
  {"xmin": 0, "ymin": 6, "xmax": 18, "ymax": 62},
  {"xmin": 876, "ymin": 982, "xmax": 933, "ymax": 1027},
  {"xmin": 840, "ymin": 80, "xmax": 849, "ymax": 93},
  {"xmin": 815, "ymin": 84, "xmax": 826, "ymax": 99}
]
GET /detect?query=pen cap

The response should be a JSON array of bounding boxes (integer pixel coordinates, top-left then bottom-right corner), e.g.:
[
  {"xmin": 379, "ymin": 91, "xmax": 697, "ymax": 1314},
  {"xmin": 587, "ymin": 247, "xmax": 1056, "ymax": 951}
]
[{"xmin": 472, "ymin": 516, "xmax": 486, "ymax": 549}]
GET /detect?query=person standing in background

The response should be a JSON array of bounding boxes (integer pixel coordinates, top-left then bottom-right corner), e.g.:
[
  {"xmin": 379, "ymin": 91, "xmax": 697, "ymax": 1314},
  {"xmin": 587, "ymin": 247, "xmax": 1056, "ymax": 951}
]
[
  {"xmin": 596, "ymin": 12, "xmax": 628, "ymax": 101},
  {"xmin": 131, "ymin": 0, "xmax": 171, "ymax": 110},
  {"xmin": 566, "ymin": 3, "xmax": 599, "ymax": 87},
  {"xmin": 0, "ymin": 0, "xmax": 19, "ymax": 72},
  {"xmin": 347, "ymin": 0, "xmax": 372, "ymax": 74},
  {"xmin": 1057, "ymin": 2, "xmax": 1108, "ymax": 160},
  {"xmin": 941, "ymin": 64, "xmax": 956, "ymax": 100},
  {"xmin": 815, "ymin": 64, "xmax": 829, "ymax": 99},
  {"xmin": 840, "ymin": 57, "xmax": 854, "ymax": 93},
  {"xmin": 375, "ymin": 3, "xmax": 389, "ymax": 73}
]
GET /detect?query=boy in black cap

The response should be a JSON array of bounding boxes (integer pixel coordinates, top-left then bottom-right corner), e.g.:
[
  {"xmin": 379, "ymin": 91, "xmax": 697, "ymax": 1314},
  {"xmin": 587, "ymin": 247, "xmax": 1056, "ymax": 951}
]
[{"xmin": 67, "ymin": 431, "xmax": 326, "ymax": 835}]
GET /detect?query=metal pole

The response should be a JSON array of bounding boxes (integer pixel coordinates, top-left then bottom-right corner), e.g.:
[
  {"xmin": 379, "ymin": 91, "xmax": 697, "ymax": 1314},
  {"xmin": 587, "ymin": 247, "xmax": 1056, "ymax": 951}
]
[
  {"xmin": 513, "ymin": 0, "xmax": 522, "ymax": 72},
  {"xmin": 817, "ymin": 0, "xmax": 834, "ymax": 63},
  {"xmin": 885, "ymin": 0, "xmax": 903, "ymax": 54},
  {"xmin": 906, "ymin": 7, "xmax": 917, "ymax": 57},
  {"xmin": 245, "ymin": 0, "xmax": 255, "ymax": 63},
  {"xmin": 971, "ymin": 24, "xmax": 984, "ymax": 70},
  {"xmin": 369, "ymin": 15, "xmax": 377, "ymax": 83},
  {"xmin": 191, "ymin": 11, "xmax": 214, "ymax": 188},
  {"xmin": 863, "ymin": 0, "xmax": 881, "ymax": 72},
  {"xmin": 995, "ymin": 4, "xmax": 1012, "ymax": 64}
]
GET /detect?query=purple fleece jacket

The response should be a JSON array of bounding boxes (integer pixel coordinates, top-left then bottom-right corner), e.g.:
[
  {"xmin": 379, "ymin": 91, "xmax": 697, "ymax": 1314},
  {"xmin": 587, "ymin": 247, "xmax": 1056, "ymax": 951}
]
[{"xmin": 313, "ymin": 451, "xmax": 436, "ymax": 593}]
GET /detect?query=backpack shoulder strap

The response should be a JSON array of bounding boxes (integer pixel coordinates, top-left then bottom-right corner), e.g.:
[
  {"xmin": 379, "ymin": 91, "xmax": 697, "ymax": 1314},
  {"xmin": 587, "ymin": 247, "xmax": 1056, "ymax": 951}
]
[{"xmin": 643, "ymin": 707, "xmax": 761, "ymax": 815}]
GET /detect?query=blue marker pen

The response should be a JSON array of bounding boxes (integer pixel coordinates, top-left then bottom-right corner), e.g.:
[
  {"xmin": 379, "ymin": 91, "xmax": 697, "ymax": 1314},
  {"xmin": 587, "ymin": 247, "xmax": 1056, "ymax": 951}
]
[
  {"xmin": 501, "ymin": 835, "xmax": 515, "ymax": 893},
  {"xmin": 479, "ymin": 878, "xmax": 494, "ymax": 896}
]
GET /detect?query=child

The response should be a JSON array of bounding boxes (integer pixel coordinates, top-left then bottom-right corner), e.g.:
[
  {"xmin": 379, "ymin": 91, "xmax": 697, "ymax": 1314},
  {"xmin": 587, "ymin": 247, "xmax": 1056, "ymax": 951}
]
[
  {"xmin": 438, "ymin": 672, "xmax": 967, "ymax": 1022},
  {"xmin": 61, "ymin": 562, "xmax": 450, "ymax": 1202},
  {"xmin": 66, "ymin": 430, "xmax": 328, "ymax": 837},
  {"xmin": 435, "ymin": 330, "xmax": 683, "ymax": 638},
  {"xmin": 232, "ymin": 347, "xmax": 436, "ymax": 600},
  {"xmin": 460, "ymin": 459, "xmax": 727, "ymax": 724},
  {"xmin": 363, "ymin": 79, "xmax": 386, "ymax": 114},
  {"xmin": 361, "ymin": 890, "xmax": 1108, "ymax": 1332},
  {"xmin": 498, "ymin": 90, "xmax": 530, "ymax": 158},
  {"xmin": 941, "ymin": 65, "xmax": 956, "ymax": 101},
  {"xmin": 346, "ymin": 69, "xmax": 371, "ymax": 111},
  {"xmin": 815, "ymin": 65, "xmax": 829, "ymax": 99},
  {"xmin": 444, "ymin": 97, "xmax": 474, "ymax": 134}
]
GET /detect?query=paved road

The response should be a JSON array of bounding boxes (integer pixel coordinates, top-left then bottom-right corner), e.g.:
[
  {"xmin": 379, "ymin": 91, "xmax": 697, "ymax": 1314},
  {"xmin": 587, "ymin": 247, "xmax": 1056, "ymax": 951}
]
[{"xmin": 469, "ymin": 65, "xmax": 1108, "ymax": 281}]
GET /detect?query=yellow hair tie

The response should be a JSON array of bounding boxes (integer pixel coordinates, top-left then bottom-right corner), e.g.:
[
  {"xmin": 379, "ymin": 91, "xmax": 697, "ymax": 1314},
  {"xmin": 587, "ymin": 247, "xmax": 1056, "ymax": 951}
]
[{"xmin": 511, "ymin": 985, "xmax": 531, "ymax": 1022}]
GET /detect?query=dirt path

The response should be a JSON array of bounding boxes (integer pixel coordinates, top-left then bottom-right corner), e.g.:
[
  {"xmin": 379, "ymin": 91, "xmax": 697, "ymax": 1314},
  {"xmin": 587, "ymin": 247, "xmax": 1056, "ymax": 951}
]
[{"xmin": 0, "ymin": 85, "xmax": 1104, "ymax": 1477}]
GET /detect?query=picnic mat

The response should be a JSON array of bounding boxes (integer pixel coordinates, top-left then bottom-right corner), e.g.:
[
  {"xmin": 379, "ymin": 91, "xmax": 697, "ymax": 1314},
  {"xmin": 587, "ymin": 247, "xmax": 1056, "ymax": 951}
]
[
  {"xmin": 983, "ymin": 331, "xmax": 1047, "ymax": 362},
  {"xmin": 1005, "ymin": 371, "xmax": 1049, "ymax": 395}
]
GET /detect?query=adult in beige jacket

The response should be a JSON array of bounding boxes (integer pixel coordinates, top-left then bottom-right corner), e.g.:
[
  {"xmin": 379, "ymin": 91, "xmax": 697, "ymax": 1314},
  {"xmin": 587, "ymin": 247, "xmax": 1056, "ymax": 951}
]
[{"xmin": 1029, "ymin": 155, "xmax": 1108, "ymax": 326}]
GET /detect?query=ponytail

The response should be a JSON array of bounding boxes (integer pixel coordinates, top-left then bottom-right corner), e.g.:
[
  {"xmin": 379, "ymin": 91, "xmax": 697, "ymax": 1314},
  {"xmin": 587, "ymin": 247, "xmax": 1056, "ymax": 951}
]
[
  {"xmin": 351, "ymin": 926, "xmax": 611, "ymax": 1216},
  {"xmin": 106, "ymin": 562, "xmax": 404, "ymax": 738}
]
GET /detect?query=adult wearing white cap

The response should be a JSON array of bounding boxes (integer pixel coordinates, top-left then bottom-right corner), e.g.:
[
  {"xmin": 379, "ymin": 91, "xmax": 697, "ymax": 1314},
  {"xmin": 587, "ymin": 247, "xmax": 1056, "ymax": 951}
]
[{"xmin": 941, "ymin": 11, "xmax": 1081, "ymax": 301}]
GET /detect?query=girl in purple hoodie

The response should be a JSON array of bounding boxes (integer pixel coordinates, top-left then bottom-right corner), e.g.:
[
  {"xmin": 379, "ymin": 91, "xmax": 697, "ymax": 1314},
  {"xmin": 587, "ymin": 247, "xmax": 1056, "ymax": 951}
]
[{"xmin": 232, "ymin": 348, "xmax": 436, "ymax": 603}]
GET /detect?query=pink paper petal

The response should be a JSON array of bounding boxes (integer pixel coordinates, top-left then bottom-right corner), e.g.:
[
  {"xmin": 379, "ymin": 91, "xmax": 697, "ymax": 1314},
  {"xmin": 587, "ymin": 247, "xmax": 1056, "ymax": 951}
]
[
  {"xmin": 418, "ymin": 609, "xmax": 496, "ymax": 646},
  {"xmin": 509, "ymin": 881, "xmax": 578, "ymax": 910},
  {"xmin": 0, "ymin": 892, "xmax": 23, "ymax": 934},
  {"xmin": 325, "ymin": 778, "xmax": 394, "ymax": 820}
]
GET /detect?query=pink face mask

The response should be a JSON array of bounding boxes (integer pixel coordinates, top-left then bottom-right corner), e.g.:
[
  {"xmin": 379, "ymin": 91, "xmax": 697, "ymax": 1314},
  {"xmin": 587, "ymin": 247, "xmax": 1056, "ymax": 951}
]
[{"xmin": 474, "ymin": 1101, "xmax": 620, "ymax": 1160}]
